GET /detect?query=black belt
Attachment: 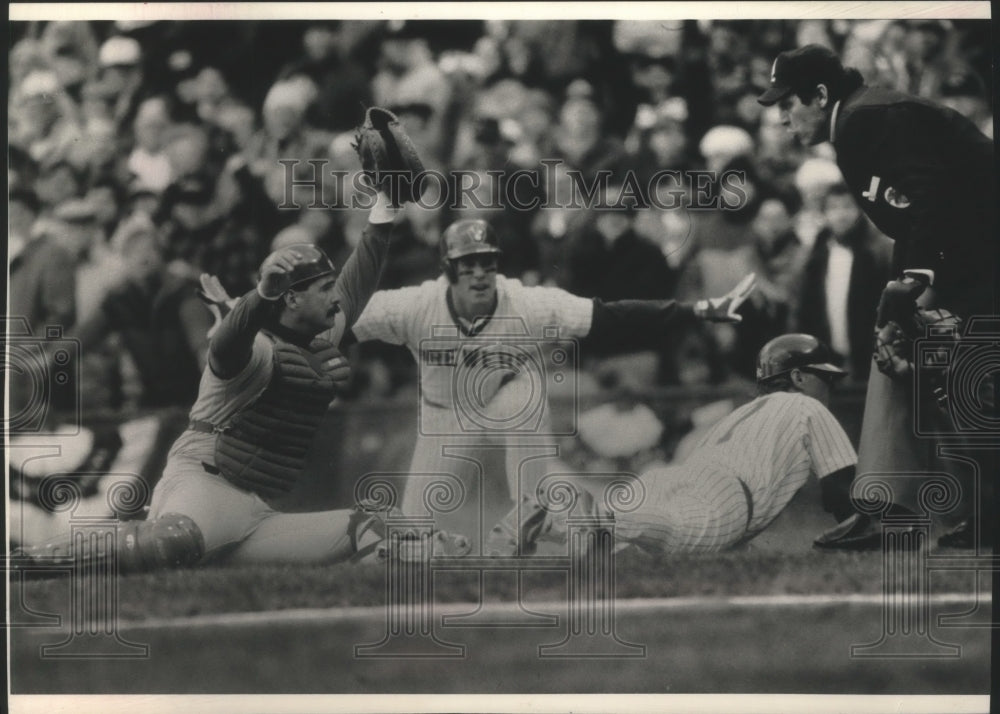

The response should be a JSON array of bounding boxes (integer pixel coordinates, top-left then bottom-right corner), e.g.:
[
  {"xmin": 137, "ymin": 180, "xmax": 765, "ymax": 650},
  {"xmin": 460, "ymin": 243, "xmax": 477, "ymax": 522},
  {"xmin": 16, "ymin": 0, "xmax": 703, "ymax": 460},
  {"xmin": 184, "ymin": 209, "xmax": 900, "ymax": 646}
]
[
  {"xmin": 188, "ymin": 419, "xmax": 229, "ymax": 435},
  {"xmin": 736, "ymin": 478, "xmax": 755, "ymax": 532}
]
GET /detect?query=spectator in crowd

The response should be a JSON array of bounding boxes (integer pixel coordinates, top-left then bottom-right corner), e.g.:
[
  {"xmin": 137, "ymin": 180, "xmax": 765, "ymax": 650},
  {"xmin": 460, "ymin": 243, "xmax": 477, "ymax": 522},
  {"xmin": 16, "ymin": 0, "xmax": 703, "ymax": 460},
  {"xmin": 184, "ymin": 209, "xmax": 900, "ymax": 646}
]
[
  {"xmin": 554, "ymin": 95, "xmax": 627, "ymax": 177},
  {"xmin": 74, "ymin": 212, "xmax": 212, "ymax": 410},
  {"xmin": 5, "ymin": 17, "xmax": 993, "ymax": 410},
  {"xmin": 938, "ymin": 66, "xmax": 993, "ymax": 137},
  {"xmin": 567, "ymin": 181, "xmax": 676, "ymax": 302},
  {"xmin": 279, "ymin": 22, "xmax": 373, "ymax": 133},
  {"xmin": 98, "ymin": 35, "xmax": 149, "ymax": 134},
  {"xmin": 896, "ymin": 20, "xmax": 956, "ymax": 97},
  {"xmin": 39, "ymin": 20, "xmax": 100, "ymax": 98},
  {"xmin": 628, "ymin": 97, "xmax": 692, "ymax": 185},
  {"xmin": 8, "ymin": 187, "xmax": 77, "ymax": 334},
  {"xmin": 10, "ymin": 69, "xmax": 84, "ymax": 172},
  {"xmin": 128, "ymin": 96, "xmax": 175, "ymax": 194},
  {"xmin": 246, "ymin": 75, "xmax": 332, "ymax": 211},
  {"xmin": 741, "ymin": 194, "xmax": 807, "ymax": 336},
  {"xmin": 372, "ymin": 22, "xmax": 452, "ymax": 165},
  {"xmin": 791, "ymin": 156, "xmax": 843, "ymax": 248},
  {"xmin": 567, "ymin": 180, "xmax": 680, "ymax": 388},
  {"xmin": 795, "ymin": 184, "xmax": 894, "ymax": 380},
  {"xmin": 33, "ymin": 158, "xmax": 85, "ymax": 214},
  {"xmin": 10, "ymin": 37, "xmax": 49, "ymax": 88}
]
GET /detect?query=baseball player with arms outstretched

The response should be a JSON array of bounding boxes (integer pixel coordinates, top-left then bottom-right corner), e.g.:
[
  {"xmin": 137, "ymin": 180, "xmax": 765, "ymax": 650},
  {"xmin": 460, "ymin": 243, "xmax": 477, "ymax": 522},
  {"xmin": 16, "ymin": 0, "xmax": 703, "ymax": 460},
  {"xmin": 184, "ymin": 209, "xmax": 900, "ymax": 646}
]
[
  {"xmin": 14, "ymin": 110, "xmax": 468, "ymax": 574},
  {"xmin": 757, "ymin": 45, "xmax": 996, "ymax": 549},
  {"xmin": 343, "ymin": 218, "xmax": 756, "ymax": 543},
  {"xmin": 490, "ymin": 334, "xmax": 859, "ymax": 555}
]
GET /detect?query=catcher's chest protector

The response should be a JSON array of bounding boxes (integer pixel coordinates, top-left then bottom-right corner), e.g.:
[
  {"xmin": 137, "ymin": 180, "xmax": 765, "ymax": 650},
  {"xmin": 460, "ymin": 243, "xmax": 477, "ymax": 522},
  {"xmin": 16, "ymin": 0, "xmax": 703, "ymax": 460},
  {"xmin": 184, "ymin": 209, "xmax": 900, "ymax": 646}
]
[{"xmin": 215, "ymin": 333, "xmax": 338, "ymax": 498}]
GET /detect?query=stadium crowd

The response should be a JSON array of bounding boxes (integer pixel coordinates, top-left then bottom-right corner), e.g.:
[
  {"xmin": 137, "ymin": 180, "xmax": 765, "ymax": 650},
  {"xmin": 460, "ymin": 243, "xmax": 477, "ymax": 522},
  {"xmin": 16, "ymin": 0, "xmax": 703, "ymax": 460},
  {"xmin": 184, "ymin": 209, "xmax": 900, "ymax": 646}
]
[{"xmin": 7, "ymin": 19, "xmax": 993, "ymax": 462}]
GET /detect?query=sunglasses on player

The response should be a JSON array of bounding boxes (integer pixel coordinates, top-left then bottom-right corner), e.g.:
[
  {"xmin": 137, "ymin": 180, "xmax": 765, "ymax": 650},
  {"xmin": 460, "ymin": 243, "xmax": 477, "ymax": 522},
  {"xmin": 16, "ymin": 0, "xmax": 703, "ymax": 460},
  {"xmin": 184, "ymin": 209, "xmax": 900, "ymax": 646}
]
[{"xmin": 800, "ymin": 367, "xmax": 844, "ymax": 385}]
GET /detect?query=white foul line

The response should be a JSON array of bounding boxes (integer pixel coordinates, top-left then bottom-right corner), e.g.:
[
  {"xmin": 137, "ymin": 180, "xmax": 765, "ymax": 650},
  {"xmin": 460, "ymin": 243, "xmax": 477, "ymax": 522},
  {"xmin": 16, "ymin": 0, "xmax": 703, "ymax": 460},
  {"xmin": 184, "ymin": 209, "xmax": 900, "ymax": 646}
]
[{"xmin": 110, "ymin": 592, "xmax": 987, "ymax": 631}]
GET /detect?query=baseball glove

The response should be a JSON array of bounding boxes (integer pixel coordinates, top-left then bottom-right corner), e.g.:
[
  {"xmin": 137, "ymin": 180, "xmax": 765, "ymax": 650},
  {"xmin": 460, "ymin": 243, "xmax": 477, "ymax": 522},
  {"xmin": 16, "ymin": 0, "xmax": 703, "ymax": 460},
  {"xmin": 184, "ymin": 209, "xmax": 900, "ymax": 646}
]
[
  {"xmin": 352, "ymin": 107, "xmax": 425, "ymax": 206},
  {"xmin": 874, "ymin": 307, "xmax": 961, "ymax": 380}
]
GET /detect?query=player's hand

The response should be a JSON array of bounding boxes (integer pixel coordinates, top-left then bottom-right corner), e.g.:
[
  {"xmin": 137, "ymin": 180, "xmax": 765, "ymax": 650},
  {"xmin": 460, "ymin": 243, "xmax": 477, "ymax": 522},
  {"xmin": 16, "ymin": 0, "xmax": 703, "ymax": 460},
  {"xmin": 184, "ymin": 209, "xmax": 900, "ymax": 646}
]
[
  {"xmin": 694, "ymin": 273, "xmax": 756, "ymax": 323},
  {"xmin": 198, "ymin": 274, "xmax": 237, "ymax": 338},
  {"xmin": 257, "ymin": 247, "xmax": 308, "ymax": 300}
]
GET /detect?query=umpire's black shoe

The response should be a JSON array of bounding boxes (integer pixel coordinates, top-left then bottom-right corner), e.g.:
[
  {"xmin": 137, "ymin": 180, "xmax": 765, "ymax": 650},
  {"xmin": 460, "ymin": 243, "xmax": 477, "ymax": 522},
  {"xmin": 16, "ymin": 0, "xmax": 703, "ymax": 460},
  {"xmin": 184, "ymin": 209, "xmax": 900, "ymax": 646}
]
[
  {"xmin": 937, "ymin": 519, "xmax": 993, "ymax": 549},
  {"xmin": 814, "ymin": 513, "xmax": 882, "ymax": 550},
  {"xmin": 813, "ymin": 513, "xmax": 921, "ymax": 551}
]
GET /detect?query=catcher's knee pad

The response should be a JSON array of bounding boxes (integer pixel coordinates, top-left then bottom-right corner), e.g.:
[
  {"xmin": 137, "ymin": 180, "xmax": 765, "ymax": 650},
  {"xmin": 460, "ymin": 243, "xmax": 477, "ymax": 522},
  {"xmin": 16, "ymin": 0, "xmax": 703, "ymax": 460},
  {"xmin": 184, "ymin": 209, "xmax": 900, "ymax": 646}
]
[
  {"xmin": 117, "ymin": 513, "xmax": 205, "ymax": 573},
  {"xmin": 12, "ymin": 512, "xmax": 204, "ymax": 575}
]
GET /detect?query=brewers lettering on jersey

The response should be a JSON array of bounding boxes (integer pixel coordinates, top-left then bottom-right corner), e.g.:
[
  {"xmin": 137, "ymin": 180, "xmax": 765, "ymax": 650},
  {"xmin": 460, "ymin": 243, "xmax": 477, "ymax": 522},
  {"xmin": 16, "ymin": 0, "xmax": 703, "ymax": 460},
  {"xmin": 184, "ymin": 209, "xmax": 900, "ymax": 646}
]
[{"xmin": 349, "ymin": 218, "xmax": 756, "ymax": 543}]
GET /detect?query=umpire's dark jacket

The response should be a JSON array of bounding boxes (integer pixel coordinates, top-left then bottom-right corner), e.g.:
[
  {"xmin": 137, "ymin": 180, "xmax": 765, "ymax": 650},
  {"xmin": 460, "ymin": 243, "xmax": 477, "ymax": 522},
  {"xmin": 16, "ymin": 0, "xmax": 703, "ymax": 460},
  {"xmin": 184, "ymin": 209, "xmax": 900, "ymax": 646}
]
[{"xmin": 831, "ymin": 86, "xmax": 996, "ymax": 316}]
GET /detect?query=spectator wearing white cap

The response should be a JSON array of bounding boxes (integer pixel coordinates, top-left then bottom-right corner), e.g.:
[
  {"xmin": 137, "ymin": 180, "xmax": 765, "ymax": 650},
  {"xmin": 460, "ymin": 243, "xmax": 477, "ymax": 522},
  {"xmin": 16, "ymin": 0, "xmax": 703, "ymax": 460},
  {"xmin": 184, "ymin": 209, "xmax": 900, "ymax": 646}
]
[
  {"xmin": 792, "ymin": 156, "xmax": 844, "ymax": 248},
  {"xmin": 246, "ymin": 75, "xmax": 333, "ymax": 210},
  {"xmin": 10, "ymin": 69, "xmax": 85, "ymax": 171},
  {"xmin": 98, "ymin": 35, "xmax": 147, "ymax": 132},
  {"xmin": 128, "ymin": 97, "xmax": 174, "ymax": 194},
  {"xmin": 698, "ymin": 124, "xmax": 755, "ymax": 174}
]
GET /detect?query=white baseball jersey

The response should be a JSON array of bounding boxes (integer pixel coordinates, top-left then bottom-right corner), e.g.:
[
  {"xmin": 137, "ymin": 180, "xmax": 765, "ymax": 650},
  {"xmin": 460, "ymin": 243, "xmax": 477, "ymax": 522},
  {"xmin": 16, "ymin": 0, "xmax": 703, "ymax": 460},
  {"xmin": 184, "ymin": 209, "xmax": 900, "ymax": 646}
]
[
  {"xmin": 617, "ymin": 391, "xmax": 857, "ymax": 552},
  {"xmin": 688, "ymin": 391, "xmax": 857, "ymax": 535},
  {"xmin": 352, "ymin": 275, "xmax": 593, "ymax": 418}
]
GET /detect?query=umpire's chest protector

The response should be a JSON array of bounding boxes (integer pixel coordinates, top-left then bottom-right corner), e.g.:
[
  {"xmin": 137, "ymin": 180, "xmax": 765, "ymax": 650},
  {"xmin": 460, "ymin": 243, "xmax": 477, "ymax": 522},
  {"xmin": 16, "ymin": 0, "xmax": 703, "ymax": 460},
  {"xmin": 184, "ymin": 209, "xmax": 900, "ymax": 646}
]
[{"xmin": 215, "ymin": 333, "xmax": 339, "ymax": 498}]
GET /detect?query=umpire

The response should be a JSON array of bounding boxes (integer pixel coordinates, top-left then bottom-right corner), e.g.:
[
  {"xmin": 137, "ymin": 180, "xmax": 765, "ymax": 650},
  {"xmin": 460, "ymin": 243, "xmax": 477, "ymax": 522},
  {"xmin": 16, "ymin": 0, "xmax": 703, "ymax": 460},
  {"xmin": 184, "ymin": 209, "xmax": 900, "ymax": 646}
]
[{"xmin": 758, "ymin": 44, "xmax": 997, "ymax": 548}]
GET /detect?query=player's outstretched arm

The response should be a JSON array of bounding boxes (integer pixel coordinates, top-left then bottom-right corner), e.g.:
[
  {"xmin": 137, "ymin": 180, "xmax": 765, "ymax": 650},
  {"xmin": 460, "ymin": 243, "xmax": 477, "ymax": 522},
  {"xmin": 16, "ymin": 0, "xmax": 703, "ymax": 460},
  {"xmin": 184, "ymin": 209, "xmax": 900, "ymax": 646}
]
[
  {"xmin": 324, "ymin": 106, "xmax": 426, "ymax": 337},
  {"xmin": 582, "ymin": 273, "xmax": 757, "ymax": 352},
  {"xmin": 327, "ymin": 191, "xmax": 400, "ymax": 333}
]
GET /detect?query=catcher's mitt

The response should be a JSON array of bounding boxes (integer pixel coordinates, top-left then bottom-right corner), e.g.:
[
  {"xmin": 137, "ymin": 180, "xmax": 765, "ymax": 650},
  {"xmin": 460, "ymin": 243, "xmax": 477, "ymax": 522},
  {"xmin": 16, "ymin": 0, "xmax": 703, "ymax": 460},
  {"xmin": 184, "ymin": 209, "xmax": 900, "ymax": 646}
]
[
  {"xmin": 353, "ymin": 107, "xmax": 425, "ymax": 206},
  {"xmin": 874, "ymin": 307, "xmax": 962, "ymax": 380}
]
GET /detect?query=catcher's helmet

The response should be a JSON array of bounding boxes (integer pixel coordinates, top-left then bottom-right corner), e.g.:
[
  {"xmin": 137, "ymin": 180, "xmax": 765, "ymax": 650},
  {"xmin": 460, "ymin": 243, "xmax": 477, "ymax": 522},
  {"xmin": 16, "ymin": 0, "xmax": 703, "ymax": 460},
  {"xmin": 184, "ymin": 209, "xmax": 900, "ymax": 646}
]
[
  {"xmin": 278, "ymin": 243, "xmax": 338, "ymax": 291},
  {"xmin": 756, "ymin": 333, "xmax": 846, "ymax": 383},
  {"xmin": 440, "ymin": 219, "xmax": 501, "ymax": 262}
]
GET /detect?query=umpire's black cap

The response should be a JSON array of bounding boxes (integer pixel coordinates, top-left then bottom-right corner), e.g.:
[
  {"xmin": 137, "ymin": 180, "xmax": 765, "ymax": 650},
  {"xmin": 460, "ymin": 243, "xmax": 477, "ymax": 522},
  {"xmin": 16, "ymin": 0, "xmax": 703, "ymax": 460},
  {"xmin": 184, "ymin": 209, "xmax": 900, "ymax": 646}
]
[{"xmin": 757, "ymin": 45, "xmax": 846, "ymax": 106}]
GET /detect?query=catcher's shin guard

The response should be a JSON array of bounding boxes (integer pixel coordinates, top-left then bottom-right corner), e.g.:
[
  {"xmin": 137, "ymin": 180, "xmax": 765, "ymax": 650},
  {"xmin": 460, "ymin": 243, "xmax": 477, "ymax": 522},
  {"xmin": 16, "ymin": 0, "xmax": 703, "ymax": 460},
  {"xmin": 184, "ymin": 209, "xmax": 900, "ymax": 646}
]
[{"xmin": 12, "ymin": 513, "xmax": 205, "ymax": 575}]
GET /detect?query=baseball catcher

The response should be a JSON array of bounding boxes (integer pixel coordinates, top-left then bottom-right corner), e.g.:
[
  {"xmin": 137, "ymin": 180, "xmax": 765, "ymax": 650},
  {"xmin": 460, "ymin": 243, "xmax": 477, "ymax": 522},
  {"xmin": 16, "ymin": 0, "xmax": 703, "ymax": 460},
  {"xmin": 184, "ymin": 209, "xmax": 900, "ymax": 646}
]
[{"xmin": 13, "ymin": 110, "xmax": 470, "ymax": 575}]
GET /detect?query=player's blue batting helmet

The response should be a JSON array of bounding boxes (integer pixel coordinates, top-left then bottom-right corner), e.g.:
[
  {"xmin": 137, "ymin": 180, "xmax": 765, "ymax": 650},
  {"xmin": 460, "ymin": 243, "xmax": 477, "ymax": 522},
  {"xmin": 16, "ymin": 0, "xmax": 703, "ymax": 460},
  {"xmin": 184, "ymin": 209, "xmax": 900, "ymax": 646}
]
[
  {"xmin": 756, "ymin": 333, "xmax": 846, "ymax": 383},
  {"xmin": 440, "ymin": 219, "xmax": 502, "ymax": 262}
]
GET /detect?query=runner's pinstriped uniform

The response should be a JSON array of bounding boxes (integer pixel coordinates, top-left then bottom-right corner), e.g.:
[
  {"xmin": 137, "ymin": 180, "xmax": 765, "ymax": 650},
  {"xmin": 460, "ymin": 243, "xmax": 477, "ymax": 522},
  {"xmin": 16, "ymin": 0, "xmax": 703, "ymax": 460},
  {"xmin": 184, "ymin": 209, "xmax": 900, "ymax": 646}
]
[{"xmin": 616, "ymin": 391, "xmax": 856, "ymax": 552}]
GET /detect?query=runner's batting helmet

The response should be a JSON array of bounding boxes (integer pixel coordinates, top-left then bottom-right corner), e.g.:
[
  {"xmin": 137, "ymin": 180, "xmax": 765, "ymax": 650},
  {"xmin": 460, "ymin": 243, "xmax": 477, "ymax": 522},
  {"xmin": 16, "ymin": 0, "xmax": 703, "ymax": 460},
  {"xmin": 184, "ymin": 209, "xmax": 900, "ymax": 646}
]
[
  {"xmin": 440, "ymin": 220, "xmax": 501, "ymax": 281},
  {"xmin": 440, "ymin": 220, "xmax": 501, "ymax": 261},
  {"xmin": 756, "ymin": 333, "xmax": 846, "ymax": 383}
]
